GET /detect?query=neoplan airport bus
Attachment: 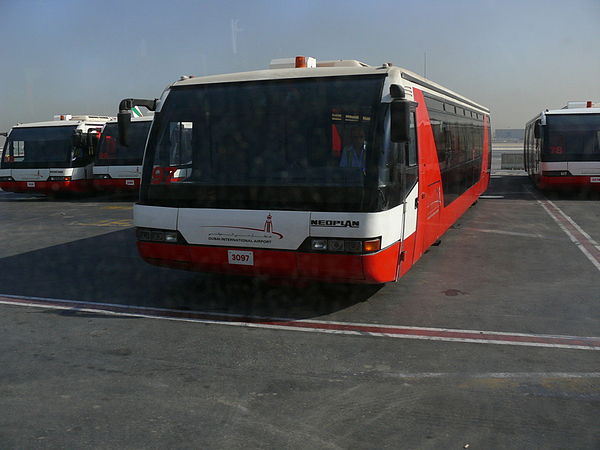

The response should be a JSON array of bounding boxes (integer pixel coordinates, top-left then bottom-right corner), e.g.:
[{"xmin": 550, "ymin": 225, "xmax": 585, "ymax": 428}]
[
  {"xmin": 92, "ymin": 116, "xmax": 153, "ymax": 192},
  {"xmin": 0, "ymin": 114, "xmax": 113, "ymax": 194},
  {"xmin": 525, "ymin": 101, "xmax": 600, "ymax": 191},
  {"xmin": 119, "ymin": 56, "xmax": 491, "ymax": 284}
]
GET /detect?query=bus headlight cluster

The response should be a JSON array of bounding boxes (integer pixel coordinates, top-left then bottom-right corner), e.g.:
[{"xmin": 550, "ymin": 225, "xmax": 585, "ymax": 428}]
[
  {"xmin": 309, "ymin": 237, "xmax": 381, "ymax": 254},
  {"xmin": 0, "ymin": 176, "xmax": 14, "ymax": 181},
  {"xmin": 136, "ymin": 227, "xmax": 181, "ymax": 244},
  {"xmin": 94, "ymin": 174, "xmax": 112, "ymax": 179}
]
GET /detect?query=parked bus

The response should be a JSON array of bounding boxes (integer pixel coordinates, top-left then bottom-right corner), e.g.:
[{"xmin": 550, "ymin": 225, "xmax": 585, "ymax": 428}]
[
  {"xmin": 524, "ymin": 101, "xmax": 600, "ymax": 191},
  {"xmin": 92, "ymin": 116, "xmax": 153, "ymax": 192},
  {"xmin": 0, "ymin": 115, "xmax": 113, "ymax": 194},
  {"xmin": 118, "ymin": 57, "xmax": 491, "ymax": 283}
]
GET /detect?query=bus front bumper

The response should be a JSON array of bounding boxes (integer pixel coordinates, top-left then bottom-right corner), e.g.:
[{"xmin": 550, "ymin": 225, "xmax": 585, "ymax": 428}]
[
  {"xmin": 137, "ymin": 241, "xmax": 401, "ymax": 284},
  {"xmin": 0, "ymin": 179, "xmax": 91, "ymax": 194},
  {"xmin": 539, "ymin": 175, "xmax": 600, "ymax": 190}
]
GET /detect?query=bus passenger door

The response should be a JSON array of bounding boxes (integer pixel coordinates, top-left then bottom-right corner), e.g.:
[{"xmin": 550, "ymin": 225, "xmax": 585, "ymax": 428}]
[
  {"xmin": 398, "ymin": 110, "xmax": 420, "ymax": 277},
  {"xmin": 411, "ymin": 96, "xmax": 443, "ymax": 264}
]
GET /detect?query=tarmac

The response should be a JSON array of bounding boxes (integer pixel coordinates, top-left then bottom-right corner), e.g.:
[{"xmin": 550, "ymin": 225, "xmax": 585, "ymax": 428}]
[{"xmin": 0, "ymin": 148, "xmax": 598, "ymax": 449}]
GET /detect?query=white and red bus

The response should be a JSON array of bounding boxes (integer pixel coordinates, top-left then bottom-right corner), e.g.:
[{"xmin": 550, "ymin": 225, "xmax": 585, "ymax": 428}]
[
  {"xmin": 524, "ymin": 101, "xmax": 600, "ymax": 191},
  {"xmin": 0, "ymin": 115, "xmax": 113, "ymax": 194},
  {"xmin": 92, "ymin": 116, "xmax": 153, "ymax": 192},
  {"xmin": 119, "ymin": 57, "xmax": 491, "ymax": 283}
]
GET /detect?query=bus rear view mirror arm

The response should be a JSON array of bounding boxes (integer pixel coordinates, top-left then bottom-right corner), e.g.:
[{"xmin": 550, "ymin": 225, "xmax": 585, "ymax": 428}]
[{"xmin": 118, "ymin": 98, "xmax": 158, "ymax": 146}]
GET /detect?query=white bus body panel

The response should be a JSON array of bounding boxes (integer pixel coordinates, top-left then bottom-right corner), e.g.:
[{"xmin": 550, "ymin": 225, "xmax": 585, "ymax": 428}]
[
  {"xmin": 134, "ymin": 182, "xmax": 420, "ymax": 251},
  {"xmin": 403, "ymin": 183, "xmax": 419, "ymax": 239},
  {"xmin": 567, "ymin": 162, "xmax": 600, "ymax": 175},
  {"xmin": 6, "ymin": 166, "xmax": 89, "ymax": 181},
  {"xmin": 134, "ymin": 205, "xmax": 178, "ymax": 230},
  {"xmin": 309, "ymin": 207, "xmax": 404, "ymax": 248},
  {"xmin": 178, "ymin": 209, "xmax": 310, "ymax": 250},
  {"xmin": 8, "ymin": 168, "xmax": 50, "ymax": 181},
  {"xmin": 540, "ymin": 162, "xmax": 568, "ymax": 171},
  {"xmin": 93, "ymin": 164, "xmax": 142, "ymax": 179}
]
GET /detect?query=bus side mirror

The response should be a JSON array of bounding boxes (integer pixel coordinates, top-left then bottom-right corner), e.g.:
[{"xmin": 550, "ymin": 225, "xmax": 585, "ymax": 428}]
[
  {"xmin": 534, "ymin": 120, "xmax": 541, "ymax": 139},
  {"xmin": 391, "ymin": 101, "xmax": 410, "ymax": 143},
  {"xmin": 118, "ymin": 112, "xmax": 131, "ymax": 146}
]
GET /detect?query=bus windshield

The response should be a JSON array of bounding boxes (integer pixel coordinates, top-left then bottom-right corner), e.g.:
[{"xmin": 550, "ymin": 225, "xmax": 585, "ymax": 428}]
[
  {"xmin": 141, "ymin": 76, "xmax": 385, "ymax": 211},
  {"xmin": 1, "ymin": 125, "xmax": 78, "ymax": 168},
  {"xmin": 544, "ymin": 114, "xmax": 600, "ymax": 161},
  {"xmin": 96, "ymin": 121, "xmax": 151, "ymax": 166}
]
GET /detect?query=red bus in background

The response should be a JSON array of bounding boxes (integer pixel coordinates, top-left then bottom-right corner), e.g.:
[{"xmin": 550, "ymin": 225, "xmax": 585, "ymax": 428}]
[
  {"xmin": 119, "ymin": 57, "xmax": 491, "ymax": 283},
  {"xmin": 525, "ymin": 102, "xmax": 600, "ymax": 191},
  {"xmin": 92, "ymin": 117, "xmax": 152, "ymax": 192}
]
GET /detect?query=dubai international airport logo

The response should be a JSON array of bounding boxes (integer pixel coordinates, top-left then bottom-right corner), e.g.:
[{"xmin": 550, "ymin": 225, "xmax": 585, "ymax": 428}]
[
  {"xmin": 204, "ymin": 213, "xmax": 284, "ymax": 245},
  {"xmin": 263, "ymin": 213, "xmax": 274, "ymax": 233}
]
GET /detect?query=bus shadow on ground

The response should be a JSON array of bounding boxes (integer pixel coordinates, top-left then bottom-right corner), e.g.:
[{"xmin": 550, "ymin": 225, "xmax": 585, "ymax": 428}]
[
  {"xmin": 0, "ymin": 229, "xmax": 381, "ymax": 320},
  {"xmin": 541, "ymin": 190, "xmax": 600, "ymax": 201}
]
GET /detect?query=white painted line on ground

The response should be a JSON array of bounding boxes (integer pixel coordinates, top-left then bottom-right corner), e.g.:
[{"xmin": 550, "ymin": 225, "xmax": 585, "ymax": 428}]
[
  {"xmin": 528, "ymin": 188, "xmax": 600, "ymax": 272},
  {"xmin": 385, "ymin": 372, "xmax": 600, "ymax": 379},
  {"xmin": 480, "ymin": 195, "xmax": 505, "ymax": 199},
  {"xmin": 547, "ymin": 199, "xmax": 600, "ymax": 251},
  {"xmin": 1, "ymin": 294, "xmax": 599, "ymax": 351},
  {"xmin": 460, "ymin": 227, "xmax": 547, "ymax": 239}
]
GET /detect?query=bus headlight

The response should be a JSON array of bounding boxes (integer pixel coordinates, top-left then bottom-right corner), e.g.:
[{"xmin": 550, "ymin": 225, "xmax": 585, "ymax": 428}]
[
  {"xmin": 311, "ymin": 239, "xmax": 328, "ymax": 250},
  {"xmin": 343, "ymin": 241, "xmax": 362, "ymax": 253},
  {"xmin": 136, "ymin": 227, "xmax": 185, "ymax": 244},
  {"xmin": 327, "ymin": 239, "xmax": 345, "ymax": 252},
  {"xmin": 307, "ymin": 237, "xmax": 381, "ymax": 254},
  {"xmin": 164, "ymin": 231, "xmax": 178, "ymax": 243}
]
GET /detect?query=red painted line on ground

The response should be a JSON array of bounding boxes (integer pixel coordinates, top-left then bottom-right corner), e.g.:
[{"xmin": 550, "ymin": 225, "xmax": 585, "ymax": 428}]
[
  {"xmin": 260, "ymin": 320, "xmax": 600, "ymax": 348},
  {"xmin": 1, "ymin": 294, "xmax": 599, "ymax": 350},
  {"xmin": 545, "ymin": 200, "xmax": 600, "ymax": 259}
]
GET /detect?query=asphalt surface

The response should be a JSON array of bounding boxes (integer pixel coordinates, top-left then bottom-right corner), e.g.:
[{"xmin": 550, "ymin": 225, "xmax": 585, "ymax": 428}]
[{"xmin": 0, "ymin": 172, "xmax": 599, "ymax": 449}]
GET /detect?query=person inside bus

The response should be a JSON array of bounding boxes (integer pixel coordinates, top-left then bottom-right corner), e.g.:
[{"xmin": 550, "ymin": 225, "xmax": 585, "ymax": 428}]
[{"xmin": 339, "ymin": 125, "xmax": 366, "ymax": 171}]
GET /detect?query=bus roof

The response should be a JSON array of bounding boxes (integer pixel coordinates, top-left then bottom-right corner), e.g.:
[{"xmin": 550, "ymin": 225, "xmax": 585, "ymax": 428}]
[
  {"xmin": 104, "ymin": 115, "xmax": 153, "ymax": 125},
  {"xmin": 11, "ymin": 117, "xmax": 114, "ymax": 129},
  {"xmin": 545, "ymin": 107, "xmax": 600, "ymax": 115},
  {"xmin": 172, "ymin": 60, "xmax": 490, "ymax": 114}
]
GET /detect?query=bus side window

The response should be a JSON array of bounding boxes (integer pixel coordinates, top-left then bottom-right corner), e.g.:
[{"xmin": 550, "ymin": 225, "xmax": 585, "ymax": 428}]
[
  {"xmin": 406, "ymin": 112, "xmax": 417, "ymax": 166},
  {"xmin": 403, "ymin": 111, "xmax": 418, "ymax": 193}
]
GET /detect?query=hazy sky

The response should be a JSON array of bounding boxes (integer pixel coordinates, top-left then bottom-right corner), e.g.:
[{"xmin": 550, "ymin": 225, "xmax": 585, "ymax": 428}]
[{"xmin": 1, "ymin": 0, "xmax": 599, "ymax": 135}]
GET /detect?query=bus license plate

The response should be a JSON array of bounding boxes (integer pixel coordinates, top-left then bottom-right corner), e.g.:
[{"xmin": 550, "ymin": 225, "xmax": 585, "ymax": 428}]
[
  {"xmin": 27, "ymin": 182, "xmax": 35, "ymax": 187},
  {"xmin": 126, "ymin": 180, "xmax": 135, "ymax": 186},
  {"xmin": 228, "ymin": 250, "xmax": 254, "ymax": 266},
  {"xmin": 591, "ymin": 177, "xmax": 600, "ymax": 183}
]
